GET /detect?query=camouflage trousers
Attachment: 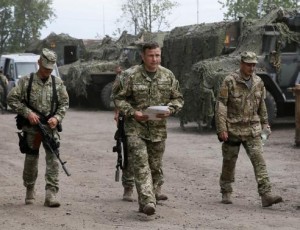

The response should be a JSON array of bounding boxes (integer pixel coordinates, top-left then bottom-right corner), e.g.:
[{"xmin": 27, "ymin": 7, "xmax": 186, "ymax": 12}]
[
  {"xmin": 22, "ymin": 125, "xmax": 60, "ymax": 192},
  {"xmin": 127, "ymin": 136, "xmax": 165, "ymax": 206},
  {"xmin": 122, "ymin": 144, "xmax": 135, "ymax": 188},
  {"xmin": 220, "ymin": 135, "xmax": 272, "ymax": 196}
]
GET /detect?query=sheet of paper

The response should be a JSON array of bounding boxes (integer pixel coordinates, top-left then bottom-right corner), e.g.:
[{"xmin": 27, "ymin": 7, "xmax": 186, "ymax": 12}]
[{"xmin": 144, "ymin": 106, "xmax": 169, "ymax": 120}]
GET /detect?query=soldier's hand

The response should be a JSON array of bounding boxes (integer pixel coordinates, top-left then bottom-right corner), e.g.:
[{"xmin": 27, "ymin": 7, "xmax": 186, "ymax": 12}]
[
  {"xmin": 48, "ymin": 117, "xmax": 58, "ymax": 129},
  {"xmin": 218, "ymin": 131, "xmax": 228, "ymax": 142},
  {"xmin": 27, "ymin": 112, "xmax": 40, "ymax": 125},
  {"xmin": 134, "ymin": 111, "xmax": 148, "ymax": 121},
  {"xmin": 114, "ymin": 109, "xmax": 119, "ymax": 122}
]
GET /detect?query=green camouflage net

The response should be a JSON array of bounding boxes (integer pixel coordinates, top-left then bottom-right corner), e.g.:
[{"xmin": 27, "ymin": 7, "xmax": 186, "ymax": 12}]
[{"xmin": 64, "ymin": 60, "xmax": 118, "ymax": 98}]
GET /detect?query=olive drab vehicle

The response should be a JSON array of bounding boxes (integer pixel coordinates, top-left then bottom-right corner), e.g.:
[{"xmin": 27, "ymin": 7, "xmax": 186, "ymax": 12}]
[
  {"xmin": 163, "ymin": 8, "xmax": 299, "ymax": 130},
  {"xmin": 62, "ymin": 31, "xmax": 168, "ymax": 110}
]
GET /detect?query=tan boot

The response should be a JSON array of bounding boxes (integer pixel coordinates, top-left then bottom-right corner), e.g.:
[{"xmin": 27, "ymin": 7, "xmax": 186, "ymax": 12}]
[
  {"xmin": 155, "ymin": 186, "xmax": 168, "ymax": 201},
  {"xmin": 261, "ymin": 193, "xmax": 283, "ymax": 207},
  {"xmin": 123, "ymin": 187, "xmax": 134, "ymax": 202},
  {"xmin": 44, "ymin": 188, "xmax": 60, "ymax": 208},
  {"xmin": 221, "ymin": 193, "xmax": 233, "ymax": 204},
  {"xmin": 143, "ymin": 203, "xmax": 156, "ymax": 215},
  {"xmin": 25, "ymin": 186, "xmax": 35, "ymax": 205}
]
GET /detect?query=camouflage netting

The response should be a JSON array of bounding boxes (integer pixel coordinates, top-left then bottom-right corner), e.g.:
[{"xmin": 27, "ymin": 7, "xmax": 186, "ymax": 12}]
[
  {"xmin": 85, "ymin": 31, "xmax": 136, "ymax": 61},
  {"xmin": 175, "ymin": 8, "xmax": 300, "ymax": 129},
  {"xmin": 26, "ymin": 33, "xmax": 86, "ymax": 66},
  {"xmin": 64, "ymin": 60, "xmax": 118, "ymax": 98},
  {"xmin": 162, "ymin": 21, "xmax": 234, "ymax": 84}
]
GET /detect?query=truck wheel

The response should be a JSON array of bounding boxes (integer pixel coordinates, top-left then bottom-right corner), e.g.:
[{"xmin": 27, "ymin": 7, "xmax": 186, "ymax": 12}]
[
  {"xmin": 101, "ymin": 82, "xmax": 114, "ymax": 110},
  {"xmin": 265, "ymin": 91, "xmax": 277, "ymax": 124}
]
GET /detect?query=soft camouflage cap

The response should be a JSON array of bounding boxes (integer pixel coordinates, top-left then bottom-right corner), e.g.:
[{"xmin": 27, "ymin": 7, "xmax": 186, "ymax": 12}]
[
  {"xmin": 241, "ymin": 51, "xmax": 258, "ymax": 64},
  {"xmin": 40, "ymin": 48, "xmax": 57, "ymax": 69}
]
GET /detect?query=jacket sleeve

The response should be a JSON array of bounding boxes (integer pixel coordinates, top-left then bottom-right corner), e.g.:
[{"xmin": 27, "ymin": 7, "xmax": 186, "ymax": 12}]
[
  {"xmin": 113, "ymin": 76, "xmax": 136, "ymax": 117},
  {"xmin": 54, "ymin": 78, "xmax": 69, "ymax": 123},
  {"xmin": 7, "ymin": 76, "xmax": 32, "ymax": 117},
  {"xmin": 258, "ymin": 85, "xmax": 269, "ymax": 125},
  {"xmin": 167, "ymin": 74, "xmax": 184, "ymax": 115},
  {"xmin": 215, "ymin": 78, "xmax": 229, "ymax": 134}
]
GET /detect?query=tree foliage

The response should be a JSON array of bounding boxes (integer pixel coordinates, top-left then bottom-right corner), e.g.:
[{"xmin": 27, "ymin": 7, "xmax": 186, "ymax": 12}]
[
  {"xmin": 218, "ymin": 0, "xmax": 298, "ymax": 20},
  {"xmin": 116, "ymin": 0, "xmax": 179, "ymax": 35},
  {"xmin": 0, "ymin": 0, "xmax": 55, "ymax": 53}
]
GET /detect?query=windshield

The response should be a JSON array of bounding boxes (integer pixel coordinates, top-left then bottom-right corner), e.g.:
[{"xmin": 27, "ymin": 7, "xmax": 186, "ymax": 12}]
[
  {"xmin": 15, "ymin": 63, "xmax": 38, "ymax": 79},
  {"xmin": 15, "ymin": 62, "xmax": 59, "ymax": 78}
]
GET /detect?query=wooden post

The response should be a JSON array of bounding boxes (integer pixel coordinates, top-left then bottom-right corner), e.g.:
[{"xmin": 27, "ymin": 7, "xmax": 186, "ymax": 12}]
[{"xmin": 295, "ymin": 84, "xmax": 300, "ymax": 147}]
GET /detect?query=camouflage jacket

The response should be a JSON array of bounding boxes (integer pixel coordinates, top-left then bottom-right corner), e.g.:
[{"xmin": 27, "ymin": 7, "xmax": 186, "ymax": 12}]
[
  {"xmin": 7, "ymin": 73, "xmax": 69, "ymax": 124},
  {"xmin": 215, "ymin": 70, "xmax": 268, "ymax": 137},
  {"xmin": 114, "ymin": 65, "xmax": 184, "ymax": 142}
]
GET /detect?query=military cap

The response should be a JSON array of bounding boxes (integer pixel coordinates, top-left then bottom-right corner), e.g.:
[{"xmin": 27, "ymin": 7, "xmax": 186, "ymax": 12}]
[
  {"xmin": 40, "ymin": 48, "xmax": 57, "ymax": 69},
  {"xmin": 241, "ymin": 51, "xmax": 258, "ymax": 64}
]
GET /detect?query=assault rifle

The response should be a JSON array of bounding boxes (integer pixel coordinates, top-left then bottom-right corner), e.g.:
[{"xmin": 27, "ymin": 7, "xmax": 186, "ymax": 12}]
[
  {"xmin": 112, "ymin": 113, "xmax": 128, "ymax": 182},
  {"xmin": 37, "ymin": 122, "xmax": 71, "ymax": 176}
]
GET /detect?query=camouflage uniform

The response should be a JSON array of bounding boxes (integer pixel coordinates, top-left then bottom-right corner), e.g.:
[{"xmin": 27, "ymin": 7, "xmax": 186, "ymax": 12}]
[
  {"xmin": 0, "ymin": 73, "xmax": 8, "ymax": 110},
  {"xmin": 114, "ymin": 64, "xmax": 183, "ymax": 208},
  {"xmin": 7, "ymin": 50, "xmax": 69, "ymax": 200},
  {"xmin": 215, "ymin": 69, "xmax": 272, "ymax": 196},
  {"xmin": 111, "ymin": 66, "xmax": 138, "ymax": 190}
]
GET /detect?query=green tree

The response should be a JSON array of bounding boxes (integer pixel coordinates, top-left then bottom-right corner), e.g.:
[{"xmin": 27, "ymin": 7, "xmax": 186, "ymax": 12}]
[
  {"xmin": 0, "ymin": 0, "xmax": 55, "ymax": 53},
  {"xmin": 218, "ymin": 0, "xmax": 298, "ymax": 20},
  {"xmin": 116, "ymin": 0, "xmax": 179, "ymax": 35},
  {"xmin": 0, "ymin": 1, "xmax": 14, "ymax": 54}
]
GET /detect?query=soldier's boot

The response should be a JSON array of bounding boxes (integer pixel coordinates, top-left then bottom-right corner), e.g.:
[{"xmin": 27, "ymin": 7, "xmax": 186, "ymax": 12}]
[
  {"xmin": 44, "ymin": 187, "xmax": 60, "ymax": 208},
  {"xmin": 123, "ymin": 187, "xmax": 134, "ymax": 202},
  {"xmin": 143, "ymin": 202, "xmax": 156, "ymax": 216},
  {"xmin": 221, "ymin": 193, "xmax": 233, "ymax": 204},
  {"xmin": 25, "ymin": 186, "xmax": 35, "ymax": 205},
  {"xmin": 261, "ymin": 193, "xmax": 283, "ymax": 207},
  {"xmin": 155, "ymin": 186, "xmax": 168, "ymax": 201}
]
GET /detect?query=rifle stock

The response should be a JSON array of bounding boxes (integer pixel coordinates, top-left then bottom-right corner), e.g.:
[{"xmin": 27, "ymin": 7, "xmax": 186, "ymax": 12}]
[{"xmin": 37, "ymin": 122, "xmax": 71, "ymax": 176}]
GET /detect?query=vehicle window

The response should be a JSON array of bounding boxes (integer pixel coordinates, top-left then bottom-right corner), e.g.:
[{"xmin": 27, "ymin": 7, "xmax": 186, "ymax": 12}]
[
  {"xmin": 281, "ymin": 41, "xmax": 297, "ymax": 53},
  {"xmin": 15, "ymin": 63, "xmax": 37, "ymax": 79}
]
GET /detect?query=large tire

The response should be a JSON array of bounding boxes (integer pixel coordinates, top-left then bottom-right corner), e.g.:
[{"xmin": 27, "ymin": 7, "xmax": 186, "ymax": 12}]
[
  {"xmin": 100, "ymin": 82, "xmax": 114, "ymax": 110},
  {"xmin": 265, "ymin": 91, "xmax": 277, "ymax": 125}
]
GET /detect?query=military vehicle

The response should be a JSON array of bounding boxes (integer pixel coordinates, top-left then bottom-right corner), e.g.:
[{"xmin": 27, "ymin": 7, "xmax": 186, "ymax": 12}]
[
  {"xmin": 62, "ymin": 31, "xmax": 168, "ymax": 110},
  {"xmin": 163, "ymin": 8, "xmax": 300, "ymax": 129}
]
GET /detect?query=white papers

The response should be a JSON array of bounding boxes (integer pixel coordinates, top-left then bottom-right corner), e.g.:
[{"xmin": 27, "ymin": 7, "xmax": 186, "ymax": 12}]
[{"xmin": 144, "ymin": 106, "xmax": 169, "ymax": 120}]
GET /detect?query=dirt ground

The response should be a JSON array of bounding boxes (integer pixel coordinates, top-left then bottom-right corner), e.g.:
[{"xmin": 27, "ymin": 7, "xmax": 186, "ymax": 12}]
[{"xmin": 0, "ymin": 108, "xmax": 299, "ymax": 230}]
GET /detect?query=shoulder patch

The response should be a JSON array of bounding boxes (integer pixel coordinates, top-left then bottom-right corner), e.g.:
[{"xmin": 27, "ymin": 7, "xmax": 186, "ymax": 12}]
[{"xmin": 219, "ymin": 88, "xmax": 228, "ymax": 98}]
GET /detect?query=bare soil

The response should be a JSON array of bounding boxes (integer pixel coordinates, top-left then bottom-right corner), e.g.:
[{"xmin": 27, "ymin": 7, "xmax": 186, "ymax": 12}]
[{"xmin": 0, "ymin": 109, "xmax": 299, "ymax": 230}]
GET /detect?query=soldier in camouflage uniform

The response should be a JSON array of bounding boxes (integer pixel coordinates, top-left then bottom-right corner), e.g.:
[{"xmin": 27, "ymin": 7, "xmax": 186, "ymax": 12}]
[
  {"xmin": 215, "ymin": 51, "xmax": 283, "ymax": 207},
  {"xmin": 0, "ymin": 68, "xmax": 8, "ymax": 111},
  {"xmin": 111, "ymin": 65, "xmax": 136, "ymax": 202},
  {"xmin": 114, "ymin": 42, "xmax": 183, "ymax": 215},
  {"xmin": 7, "ymin": 48, "xmax": 69, "ymax": 207}
]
